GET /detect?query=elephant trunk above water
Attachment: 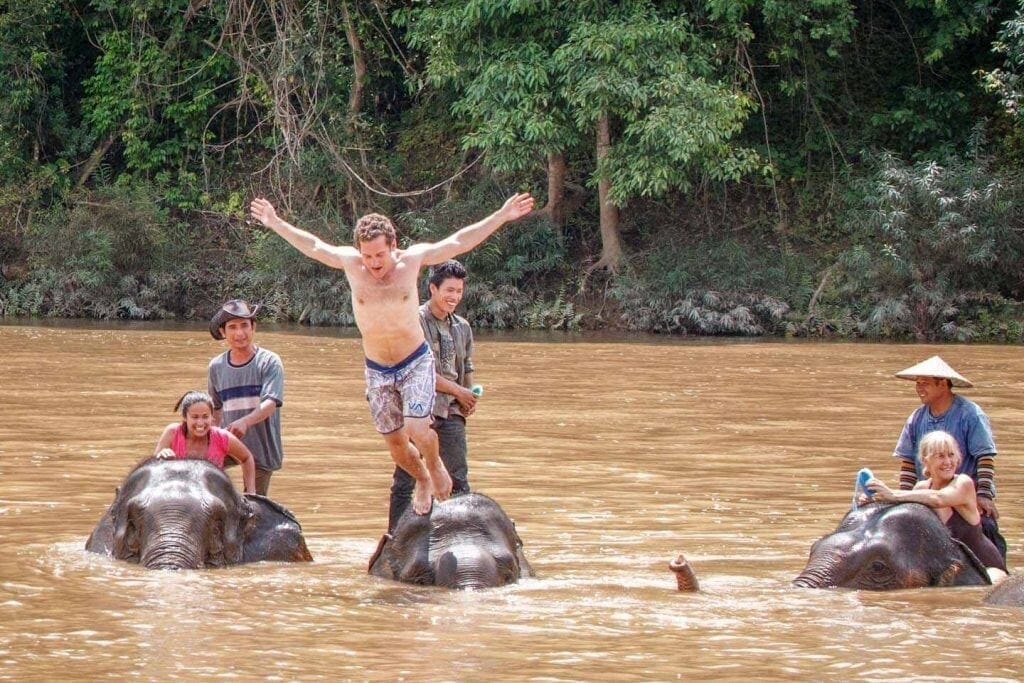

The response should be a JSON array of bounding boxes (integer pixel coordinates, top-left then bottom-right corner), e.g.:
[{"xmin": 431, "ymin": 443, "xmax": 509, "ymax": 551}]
[{"xmin": 669, "ymin": 555, "xmax": 700, "ymax": 592}]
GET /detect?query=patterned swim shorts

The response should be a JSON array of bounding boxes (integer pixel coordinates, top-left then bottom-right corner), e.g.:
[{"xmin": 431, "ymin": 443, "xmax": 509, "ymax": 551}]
[{"xmin": 364, "ymin": 342, "xmax": 436, "ymax": 434}]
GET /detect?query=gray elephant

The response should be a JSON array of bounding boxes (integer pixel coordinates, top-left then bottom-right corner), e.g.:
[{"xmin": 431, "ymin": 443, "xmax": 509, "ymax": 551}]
[
  {"xmin": 86, "ymin": 457, "xmax": 312, "ymax": 569},
  {"xmin": 368, "ymin": 492, "xmax": 533, "ymax": 589},
  {"xmin": 793, "ymin": 502, "xmax": 990, "ymax": 589},
  {"xmin": 984, "ymin": 574, "xmax": 1024, "ymax": 606}
]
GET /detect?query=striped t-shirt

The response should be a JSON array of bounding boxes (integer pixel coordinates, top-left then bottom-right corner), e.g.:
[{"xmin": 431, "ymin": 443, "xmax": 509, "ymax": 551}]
[{"xmin": 208, "ymin": 347, "xmax": 284, "ymax": 471}]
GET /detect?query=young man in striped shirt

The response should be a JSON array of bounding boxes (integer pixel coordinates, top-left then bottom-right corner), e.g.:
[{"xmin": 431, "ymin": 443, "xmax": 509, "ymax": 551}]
[{"xmin": 208, "ymin": 299, "xmax": 285, "ymax": 496}]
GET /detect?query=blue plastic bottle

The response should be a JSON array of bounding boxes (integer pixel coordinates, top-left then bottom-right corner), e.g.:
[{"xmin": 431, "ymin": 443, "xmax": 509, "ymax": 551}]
[{"xmin": 852, "ymin": 467, "xmax": 874, "ymax": 508}]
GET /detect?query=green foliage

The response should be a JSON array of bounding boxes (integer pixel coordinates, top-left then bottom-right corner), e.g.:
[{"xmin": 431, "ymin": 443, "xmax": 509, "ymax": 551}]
[
  {"xmin": 401, "ymin": 0, "xmax": 759, "ymax": 206},
  {"xmin": 610, "ymin": 282, "xmax": 790, "ymax": 335},
  {"xmin": 979, "ymin": 1, "xmax": 1024, "ymax": 126},
  {"xmin": 829, "ymin": 152, "xmax": 1024, "ymax": 339}
]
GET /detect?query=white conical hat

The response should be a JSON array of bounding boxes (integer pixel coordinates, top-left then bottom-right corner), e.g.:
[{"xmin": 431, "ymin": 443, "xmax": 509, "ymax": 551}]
[{"xmin": 894, "ymin": 355, "xmax": 973, "ymax": 388}]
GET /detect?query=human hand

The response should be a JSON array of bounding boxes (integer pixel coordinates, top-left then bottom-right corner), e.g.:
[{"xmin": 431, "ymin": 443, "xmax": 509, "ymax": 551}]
[
  {"xmin": 250, "ymin": 197, "xmax": 279, "ymax": 228},
  {"xmin": 865, "ymin": 478, "xmax": 894, "ymax": 502},
  {"xmin": 227, "ymin": 418, "xmax": 248, "ymax": 438},
  {"xmin": 498, "ymin": 192, "xmax": 534, "ymax": 223},
  {"xmin": 456, "ymin": 387, "xmax": 478, "ymax": 416},
  {"xmin": 977, "ymin": 495, "xmax": 999, "ymax": 519},
  {"xmin": 155, "ymin": 448, "xmax": 176, "ymax": 460}
]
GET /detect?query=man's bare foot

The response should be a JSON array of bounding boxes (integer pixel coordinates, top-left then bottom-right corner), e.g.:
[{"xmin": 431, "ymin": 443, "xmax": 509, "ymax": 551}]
[
  {"xmin": 412, "ymin": 479, "xmax": 433, "ymax": 515},
  {"xmin": 427, "ymin": 459, "xmax": 453, "ymax": 500}
]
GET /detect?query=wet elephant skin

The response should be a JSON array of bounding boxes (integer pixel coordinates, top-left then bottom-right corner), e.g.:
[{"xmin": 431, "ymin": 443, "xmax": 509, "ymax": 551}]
[
  {"xmin": 794, "ymin": 502, "xmax": 990, "ymax": 590},
  {"xmin": 86, "ymin": 457, "xmax": 312, "ymax": 569},
  {"xmin": 368, "ymin": 492, "xmax": 533, "ymax": 589}
]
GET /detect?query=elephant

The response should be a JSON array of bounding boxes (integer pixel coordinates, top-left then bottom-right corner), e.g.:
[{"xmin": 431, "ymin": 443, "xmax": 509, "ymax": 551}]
[
  {"xmin": 793, "ymin": 502, "xmax": 990, "ymax": 590},
  {"xmin": 368, "ymin": 492, "xmax": 533, "ymax": 589},
  {"xmin": 86, "ymin": 457, "xmax": 312, "ymax": 569},
  {"xmin": 983, "ymin": 574, "xmax": 1024, "ymax": 606}
]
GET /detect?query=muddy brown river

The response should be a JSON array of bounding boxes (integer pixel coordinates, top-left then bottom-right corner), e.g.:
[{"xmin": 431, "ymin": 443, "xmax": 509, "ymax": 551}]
[{"xmin": 0, "ymin": 322, "xmax": 1021, "ymax": 680}]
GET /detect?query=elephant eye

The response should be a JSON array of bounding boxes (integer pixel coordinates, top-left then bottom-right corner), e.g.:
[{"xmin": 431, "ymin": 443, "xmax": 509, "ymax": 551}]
[
  {"xmin": 123, "ymin": 520, "xmax": 141, "ymax": 560},
  {"xmin": 860, "ymin": 558, "xmax": 896, "ymax": 589}
]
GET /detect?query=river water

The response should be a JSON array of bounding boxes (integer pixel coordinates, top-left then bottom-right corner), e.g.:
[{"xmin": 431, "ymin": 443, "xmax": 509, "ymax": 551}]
[{"xmin": 0, "ymin": 322, "xmax": 1020, "ymax": 681}]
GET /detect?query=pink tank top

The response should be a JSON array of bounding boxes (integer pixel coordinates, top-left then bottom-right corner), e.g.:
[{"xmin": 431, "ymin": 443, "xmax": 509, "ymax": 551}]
[{"xmin": 170, "ymin": 424, "xmax": 231, "ymax": 468}]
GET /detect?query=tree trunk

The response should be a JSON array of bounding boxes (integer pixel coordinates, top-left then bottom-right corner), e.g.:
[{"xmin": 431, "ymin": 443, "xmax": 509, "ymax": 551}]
[
  {"xmin": 539, "ymin": 152, "xmax": 566, "ymax": 232},
  {"xmin": 591, "ymin": 113, "xmax": 622, "ymax": 273},
  {"xmin": 341, "ymin": 0, "xmax": 367, "ymax": 221},
  {"xmin": 75, "ymin": 132, "xmax": 118, "ymax": 191},
  {"xmin": 340, "ymin": 0, "xmax": 366, "ymax": 121}
]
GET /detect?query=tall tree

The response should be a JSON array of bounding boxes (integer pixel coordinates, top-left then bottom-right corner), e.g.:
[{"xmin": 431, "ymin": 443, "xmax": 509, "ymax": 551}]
[{"xmin": 400, "ymin": 0, "xmax": 759, "ymax": 272}]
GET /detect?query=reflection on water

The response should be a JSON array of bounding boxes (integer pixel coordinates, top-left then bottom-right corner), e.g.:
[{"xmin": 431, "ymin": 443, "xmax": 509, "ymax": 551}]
[{"xmin": 0, "ymin": 322, "xmax": 1021, "ymax": 680}]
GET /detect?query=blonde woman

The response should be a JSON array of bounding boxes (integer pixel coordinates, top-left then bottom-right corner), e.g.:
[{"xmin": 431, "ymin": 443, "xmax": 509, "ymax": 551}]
[{"xmin": 868, "ymin": 430, "xmax": 1007, "ymax": 583}]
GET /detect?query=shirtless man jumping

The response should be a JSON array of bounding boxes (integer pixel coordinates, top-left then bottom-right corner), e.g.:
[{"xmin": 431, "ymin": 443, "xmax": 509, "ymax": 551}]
[{"xmin": 249, "ymin": 193, "xmax": 534, "ymax": 515}]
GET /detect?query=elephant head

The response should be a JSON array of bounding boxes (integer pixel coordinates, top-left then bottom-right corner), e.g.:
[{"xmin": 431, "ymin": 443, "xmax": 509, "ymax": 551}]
[
  {"xmin": 793, "ymin": 502, "xmax": 990, "ymax": 590},
  {"xmin": 368, "ymin": 492, "xmax": 533, "ymax": 589},
  {"xmin": 983, "ymin": 574, "xmax": 1024, "ymax": 607},
  {"xmin": 86, "ymin": 458, "xmax": 311, "ymax": 569}
]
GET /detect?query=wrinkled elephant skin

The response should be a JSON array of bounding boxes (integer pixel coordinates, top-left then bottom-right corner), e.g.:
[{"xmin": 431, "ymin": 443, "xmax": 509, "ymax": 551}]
[
  {"xmin": 794, "ymin": 502, "xmax": 990, "ymax": 590},
  {"xmin": 86, "ymin": 458, "xmax": 312, "ymax": 569},
  {"xmin": 368, "ymin": 493, "xmax": 533, "ymax": 589},
  {"xmin": 984, "ymin": 574, "xmax": 1024, "ymax": 606}
]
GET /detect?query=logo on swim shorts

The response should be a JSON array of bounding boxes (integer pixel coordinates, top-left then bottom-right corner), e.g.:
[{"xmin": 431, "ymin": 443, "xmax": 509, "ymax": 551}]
[{"xmin": 409, "ymin": 402, "xmax": 425, "ymax": 414}]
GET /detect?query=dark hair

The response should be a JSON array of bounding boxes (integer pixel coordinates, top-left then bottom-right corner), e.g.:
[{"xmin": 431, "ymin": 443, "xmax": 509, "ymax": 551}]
[
  {"xmin": 174, "ymin": 391, "xmax": 215, "ymax": 436},
  {"xmin": 428, "ymin": 259, "xmax": 468, "ymax": 288},
  {"xmin": 353, "ymin": 213, "xmax": 397, "ymax": 248}
]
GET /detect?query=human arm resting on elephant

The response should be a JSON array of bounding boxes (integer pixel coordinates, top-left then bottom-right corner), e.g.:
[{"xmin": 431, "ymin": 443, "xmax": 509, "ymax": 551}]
[
  {"xmin": 408, "ymin": 193, "xmax": 534, "ymax": 267},
  {"xmin": 224, "ymin": 433, "xmax": 257, "ymax": 494},
  {"xmin": 226, "ymin": 398, "xmax": 279, "ymax": 439},
  {"xmin": 867, "ymin": 474, "xmax": 975, "ymax": 509},
  {"xmin": 153, "ymin": 423, "xmax": 178, "ymax": 460}
]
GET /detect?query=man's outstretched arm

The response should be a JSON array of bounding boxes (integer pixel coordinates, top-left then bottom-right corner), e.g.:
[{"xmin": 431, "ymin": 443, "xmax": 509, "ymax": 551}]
[
  {"xmin": 250, "ymin": 197, "xmax": 356, "ymax": 269},
  {"xmin": 412, "ymin": 193, "xmax": 534, "ymax": 266}
]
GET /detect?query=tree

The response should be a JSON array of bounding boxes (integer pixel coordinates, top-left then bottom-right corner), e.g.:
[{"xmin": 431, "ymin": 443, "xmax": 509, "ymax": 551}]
[{"xmin": 400, "ymin": 0, "xmax": 760, "ymax": 272}]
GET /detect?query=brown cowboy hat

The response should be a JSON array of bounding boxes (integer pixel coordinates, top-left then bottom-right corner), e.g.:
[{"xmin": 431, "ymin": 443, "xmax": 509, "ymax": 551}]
[{"xmin": 210, "ymin": 299, "xmax": 261, "ymax": 340}]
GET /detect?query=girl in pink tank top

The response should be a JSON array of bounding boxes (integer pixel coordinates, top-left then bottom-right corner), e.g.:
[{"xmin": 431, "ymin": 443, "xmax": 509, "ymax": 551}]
[{"xmin": 153, "ymin": 391, "xmax": 257, "ymax": 494}]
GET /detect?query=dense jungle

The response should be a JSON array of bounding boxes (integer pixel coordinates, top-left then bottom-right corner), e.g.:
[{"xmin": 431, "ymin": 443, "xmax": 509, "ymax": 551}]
[{"xmin": 2, "ymin": 0, "xmax": 1024, "ymax": 340}]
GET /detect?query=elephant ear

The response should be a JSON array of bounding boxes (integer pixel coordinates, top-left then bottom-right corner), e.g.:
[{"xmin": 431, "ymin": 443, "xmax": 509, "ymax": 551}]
[
  {"xmin": 947, "ymin": 538, "xmax": 992, "ymax": 586},
  {"xmin": 240, "ymin": 494, "xmax": 312, "ymax": 563},
  {"xmin": 110, "ymin": 496, "xmax": 141, "ymax": 563},
  {"xmin": 935, "ymin": 561, "xmax": 964, "ymax": 587},
  {"xmin": 511, "ymin": 520, "xmax": 535, "ymax": 578},
  {"xmin": 219, "ymin": 491, "xmax": 254, "ymax": 565}
]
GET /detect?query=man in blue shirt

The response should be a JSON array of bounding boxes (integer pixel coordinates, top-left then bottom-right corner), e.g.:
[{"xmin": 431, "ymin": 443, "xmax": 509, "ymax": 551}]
[{"xmin": 892, "ymin": 355, "xmax": 1006, "ymax": 559}]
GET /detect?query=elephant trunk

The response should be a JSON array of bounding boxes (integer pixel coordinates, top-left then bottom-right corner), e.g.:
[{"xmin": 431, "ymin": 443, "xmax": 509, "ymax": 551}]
[
  {"xmin": 140, "ymin": 529, "xmax": 204, "ymax": 570},
  {"xmin": 669, "ymin": 554, "xmax": 700, "ymax": 592},
  {"xmin": 434, "ymin": 545, "xmax": 500, "ymax": 590},
  {"xmin": 793, "ymin": 559, "xmax": 840, "ymax": 589}
]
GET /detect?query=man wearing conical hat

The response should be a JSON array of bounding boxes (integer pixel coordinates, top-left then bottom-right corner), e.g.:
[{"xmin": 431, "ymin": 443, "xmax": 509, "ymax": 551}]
[{"xmin": 892, "ymin": 355, "xmax": 1006, "ymax": 559}]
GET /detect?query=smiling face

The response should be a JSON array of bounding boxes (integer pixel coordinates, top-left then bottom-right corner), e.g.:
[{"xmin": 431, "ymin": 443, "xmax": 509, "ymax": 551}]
[
  {"xmin": 428, "ymin": 277, "xmax": 465, "ymax": 317},
  {"xmin": 221, "ymin": 317, "xmax": 255, "ymax": 354},
  {"xmin": 358, "ymin": 234, "xmax": 397, "ymax": 280},
  {"xmin": 184, "ymin": 400, "xmax": 214, "ymax": 438},
  {"xmin": 919, "ymin": 432, "xmax": 962, "ymax": 484},
  {"xmin": 914, "ymin": 376, "xmax": 953, "ymax": 409}
]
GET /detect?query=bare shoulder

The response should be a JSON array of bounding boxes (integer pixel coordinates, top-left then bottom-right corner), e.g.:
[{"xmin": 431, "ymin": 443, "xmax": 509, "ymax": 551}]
[
  {"xmin": 329, "ymin": 246, "xmax": 363, "ymax": 272},
  {"xmin": 395, "ymin": 246, "xmax": 428, "ymax": 271},
  {"xmin": 402, "ymin": 242, "xmax": 431, "ymax": 260},
  {"xmin": 954, "ymin": 473, "xmax": 977, "ymax": 491}
]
